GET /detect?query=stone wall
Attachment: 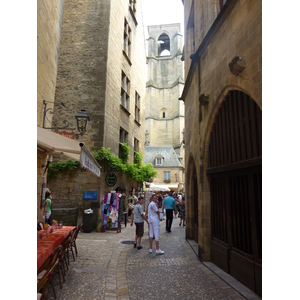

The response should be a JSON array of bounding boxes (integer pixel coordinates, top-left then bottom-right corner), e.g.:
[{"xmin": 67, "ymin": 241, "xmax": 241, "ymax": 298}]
[
  {"xmin": 182, "ymin": 0, "xmax": 262, "ymax": 260},
  {"xmin": 47, "ymin": 161, "xmax": 139, "ymax": 230},
  {"xmin": 37, "ymin": 0, "xmax": 65, "ymax": 128},
  {"xmin": 52, "ymin": 0, "xmax": 146, "ymax": 162}
]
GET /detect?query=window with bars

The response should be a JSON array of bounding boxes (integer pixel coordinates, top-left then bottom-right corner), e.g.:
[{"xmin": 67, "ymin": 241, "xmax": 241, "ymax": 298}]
[
  {"xmin": 135, "ymin": 91, "xmax": 140, "ymax": 123},
  {"xmin": 123, "ymin": 18, "xmax": 131, "ymax": 59},
  {"xmin": 121, "ymin": 71, "xmax": 130, "ymax": 110}
]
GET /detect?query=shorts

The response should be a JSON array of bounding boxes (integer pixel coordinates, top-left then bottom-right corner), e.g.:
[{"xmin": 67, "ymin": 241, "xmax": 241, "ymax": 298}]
[
  {"xmin": 135, "ymin": 222, "xmax": 144, "ymax": 237},
  {"xmin": 149, "ymin": 220, "xmax": 160, "ymax": 241}
]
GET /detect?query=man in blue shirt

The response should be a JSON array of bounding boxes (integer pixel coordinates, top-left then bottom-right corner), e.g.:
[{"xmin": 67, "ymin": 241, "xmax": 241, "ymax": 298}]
[{"xmin": 162, "ymin": 192, "xmax": 177, "ymax": 233}]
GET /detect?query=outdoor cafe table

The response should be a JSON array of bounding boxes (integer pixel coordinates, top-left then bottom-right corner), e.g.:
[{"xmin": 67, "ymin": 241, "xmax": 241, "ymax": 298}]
[{"xmin": 37, "ymin": 226, "xmax": 76, "ymax": 270}]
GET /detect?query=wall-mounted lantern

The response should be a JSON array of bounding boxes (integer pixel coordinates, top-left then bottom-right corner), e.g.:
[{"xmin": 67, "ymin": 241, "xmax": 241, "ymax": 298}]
[{"xmin": 75, "ymin": 109, "xmax": 90, "ymax": 136}]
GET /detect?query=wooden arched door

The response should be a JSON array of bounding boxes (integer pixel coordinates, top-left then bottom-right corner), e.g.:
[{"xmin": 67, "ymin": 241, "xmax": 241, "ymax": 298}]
[{"xmin": 207, "ymin": 90, "xmax": 262, "ymax": 296}]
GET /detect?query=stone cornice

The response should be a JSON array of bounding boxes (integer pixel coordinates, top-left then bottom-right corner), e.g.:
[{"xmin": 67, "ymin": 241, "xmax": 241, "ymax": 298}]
[
  {"xmin": 145, "ymin": 115, "xmax": 185, "ymax": 121},
  {"xmin": 147, "ymin": 51, "xmax": 183, "ymax": 61},
  {"xmin": 146, "ymin": 77, "xmax": 184, "ymax": 89}
]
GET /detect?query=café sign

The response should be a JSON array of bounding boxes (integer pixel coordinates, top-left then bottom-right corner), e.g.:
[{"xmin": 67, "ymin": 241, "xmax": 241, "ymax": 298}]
[
  {"xmin": 105, "ymin": 171, "xmax": 117, "ymax": 187},
  {"xmin": 79, "ymin": 145, "xmax": 101, "ymax": 177}
]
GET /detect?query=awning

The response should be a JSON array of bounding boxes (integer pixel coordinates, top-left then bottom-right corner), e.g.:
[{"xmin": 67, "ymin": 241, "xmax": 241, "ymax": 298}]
[
  {"xmin": 37, "ymin": 126, "xmax": 101, "ymax": 177},
  {"xmin": 145, "ymin": 183, "xmax": 179, "ymax": 192}
]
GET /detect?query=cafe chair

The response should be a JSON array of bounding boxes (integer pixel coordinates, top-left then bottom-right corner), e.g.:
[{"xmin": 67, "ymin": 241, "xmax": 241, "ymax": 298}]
[
  {"xmin": 37, "ymin": 246, "xmax": 61, "ymax": 299},
  {"xmin": 37, "ymin": 259, "xmax": 59, "ymax": 300},
  {"xmin": 67, "ymin": 223, "xmax": 83, "ymax": 261},
  {"xmin": 55, "ymin": 244, "xmax": 67, "ymax": 289},
  {"xmin": 37, "ymin": 222, "xmax": 44, "ymax": 231},
  {"xmin": 62, "ymin": 235, "xmax": 71, "ymax": 271}
]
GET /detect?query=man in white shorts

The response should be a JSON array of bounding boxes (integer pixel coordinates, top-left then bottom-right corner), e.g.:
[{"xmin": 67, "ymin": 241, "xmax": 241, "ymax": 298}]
[{"xmin": 148, "ymin": 194, "xmax": 164, "ymax": 255}]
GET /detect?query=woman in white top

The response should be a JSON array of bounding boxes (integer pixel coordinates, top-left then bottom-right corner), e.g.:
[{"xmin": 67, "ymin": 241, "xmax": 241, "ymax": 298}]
[{"xmin": 148, "ymin": 194, "xmax": 164, "ymax": 255}]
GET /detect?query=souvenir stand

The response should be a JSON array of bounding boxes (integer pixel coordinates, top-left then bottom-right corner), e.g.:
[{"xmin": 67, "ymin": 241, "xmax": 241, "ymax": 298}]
[{"xmin": 101, "ymin": 191, "xmax": 122, "ymax": 233}]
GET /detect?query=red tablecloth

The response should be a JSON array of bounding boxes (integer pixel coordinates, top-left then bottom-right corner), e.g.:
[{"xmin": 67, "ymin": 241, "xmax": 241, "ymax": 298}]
[{"xmin": 37, "ymin": 226, "xmax": 76, "ymax": 270}]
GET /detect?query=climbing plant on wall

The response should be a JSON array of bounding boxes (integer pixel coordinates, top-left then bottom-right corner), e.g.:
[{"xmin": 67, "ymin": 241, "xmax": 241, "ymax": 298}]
[{"xmin": 47, "ymin": 144, "xmax": 157, "ymax": 183}]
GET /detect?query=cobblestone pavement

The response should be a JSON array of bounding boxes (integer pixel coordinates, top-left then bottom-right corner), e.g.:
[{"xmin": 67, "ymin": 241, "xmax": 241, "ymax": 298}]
[{"xmin": 46, "ymin": 218, "xmax": 260, "ymax": 300}]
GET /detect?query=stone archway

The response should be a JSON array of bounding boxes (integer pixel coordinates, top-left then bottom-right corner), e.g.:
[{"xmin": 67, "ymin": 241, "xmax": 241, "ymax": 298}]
[
  {"xmin": 206, "ymin": 90, "xmax": 262, "ymax": 296},
  {"xmin": 185, "ymin": 154, "xmax": 198, "ymax": 243}
]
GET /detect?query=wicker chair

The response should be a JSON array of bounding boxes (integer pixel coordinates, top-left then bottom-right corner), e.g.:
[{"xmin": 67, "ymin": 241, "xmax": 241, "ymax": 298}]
[
  {"xmin": 37, "ymin": 245, "xmax": 61, "ymax": 299},
  {"xmin": 67, "ymin": 223, "xmax": 83, "ymax": 262},
  {"xmin": 37, "ymin": 222, "xmax": 44, "ymax": 231},
  {"xmin": 37, "ymin": 259, "xmax": 59, "ymax": 300}
]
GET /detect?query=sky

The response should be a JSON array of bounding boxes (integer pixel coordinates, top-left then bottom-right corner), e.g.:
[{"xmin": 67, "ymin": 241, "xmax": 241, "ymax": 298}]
[{"xmin": 141, "ymin": 0, "xmax": 184, "ymax": 39}]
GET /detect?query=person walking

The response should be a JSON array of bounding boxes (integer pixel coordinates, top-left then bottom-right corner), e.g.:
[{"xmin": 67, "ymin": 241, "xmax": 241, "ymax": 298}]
[
  {"xmin": 162, "ymin": 191, "xmax": 177, "ymax": 233},
  {"xmin": 158, "ymin": 196, "xmax": 164, "ymax": 221},
  {"xmin": 148, "ymin": 194, "xmax": 164, "ymax": 255},
  {"xmin": 131, "ymin": 196, "xmax": 148, "ymax": 250},
  {"xmin": 43, "ymin": 190, "xmax": 53, "ymax": 225},
  {"xmin": 178, "ymin": 196, "xmax": 186, "ymax": 226}
]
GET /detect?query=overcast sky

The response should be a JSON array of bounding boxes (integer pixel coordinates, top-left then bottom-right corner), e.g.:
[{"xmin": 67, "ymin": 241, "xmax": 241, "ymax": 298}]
[{"xmin": 141, "ymin": 0, "xmax": 184, "ymax": 38}]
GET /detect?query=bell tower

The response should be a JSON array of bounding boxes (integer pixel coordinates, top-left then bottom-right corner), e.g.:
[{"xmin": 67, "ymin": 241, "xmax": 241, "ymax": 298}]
[{"xmin": 145, "ymin": 23, "xmax": 185, "ymax": 165}]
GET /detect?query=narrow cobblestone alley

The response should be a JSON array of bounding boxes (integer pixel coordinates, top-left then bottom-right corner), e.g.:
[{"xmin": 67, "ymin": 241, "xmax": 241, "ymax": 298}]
[{"xmin": 46, "ymin": 219, "xmax": 260, "ymax": 300}]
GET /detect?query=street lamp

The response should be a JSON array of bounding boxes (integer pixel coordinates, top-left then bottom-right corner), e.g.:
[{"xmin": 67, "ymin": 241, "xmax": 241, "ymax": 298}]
[
  {"xmin": 75, "ymin": 109, "xmax": 90, "ymax": 136},
  {"xmin": 42, "ymin": 100, "xmax": 90, "ymax": 136}
]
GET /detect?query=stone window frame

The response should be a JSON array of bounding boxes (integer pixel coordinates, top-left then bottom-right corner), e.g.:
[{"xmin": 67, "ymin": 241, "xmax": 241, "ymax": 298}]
[
  {"xmin": 135, "ymin": 91, "xmax": 141, "ymax": 124},
  {"xmin": 164, "ymin": 171, "xmax": 171, "ymax": 181},
  {"xmin": 160, "ymin": 108, "xmax": 167, "ymax": 119},
  {"xmin": 119, "ymin": 127, "xmax": 129, "ymax": 159},
  {"xmin": 134, "ymin": 138, "xmax": 139, "ymax": 155},
  {"xmin": 119, "ymin": 127, "xmax": 128, "ymax": 144},
  {"xmin": 123, "ymin": 18, "xmax": 132, "ymax": 61},
  {"xmin": 155, "ymin": 156, "xmax": 164, "ymax": 166},
  {"xmin": 129, "ymin": 0, "xmax": 138, "ymax": 26},
  {"xmin": 121, "ymin": 71, "xmax": 130, "ymax": 114}
]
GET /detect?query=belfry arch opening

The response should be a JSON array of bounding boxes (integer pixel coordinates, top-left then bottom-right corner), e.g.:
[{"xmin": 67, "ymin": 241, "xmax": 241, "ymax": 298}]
[{"xmin": 158, "ymin": 33, "xmax": 170, "ymax": 56}]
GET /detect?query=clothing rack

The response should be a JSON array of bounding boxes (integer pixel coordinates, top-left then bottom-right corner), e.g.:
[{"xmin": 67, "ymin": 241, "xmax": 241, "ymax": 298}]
[{"xmin": 101, "ymin": 191, "xmax": 121, "ymax": 233}]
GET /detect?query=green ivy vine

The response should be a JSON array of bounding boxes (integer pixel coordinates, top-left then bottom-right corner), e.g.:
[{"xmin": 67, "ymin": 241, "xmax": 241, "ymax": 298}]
[
  {"xmin": 47, "ymin": 144, "xmax": 157, "ymax": 183},
  {"xmin": 47, "ymin": 159, "xmax": 80, "ymax": 178}
]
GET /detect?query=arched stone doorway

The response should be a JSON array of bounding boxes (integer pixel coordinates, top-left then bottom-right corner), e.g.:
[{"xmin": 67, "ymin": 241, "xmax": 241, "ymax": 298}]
[{"xmin": 207, "ymin": 90, "xmax": 262, "ymax": 296}]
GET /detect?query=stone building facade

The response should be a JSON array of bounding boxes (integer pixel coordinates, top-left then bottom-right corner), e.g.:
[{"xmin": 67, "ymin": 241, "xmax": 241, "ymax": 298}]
[
  {"xmin": 37, "ymin": 0, "xmax": 65, "ymax": 221},
  {"xmin": 144, "ymin": 146, "xmax": 184, "ymax": 192},
  {"xmin": 180, "ymin": 0, "xmax": 262, "ymax": 296},
  {"xmin": 144, "ymin": 24, "xmax": 185, "ymax": 191},
  {"xmin": 37, "ymin": 0, "xmax": 147, "ymax": 227},
  {"xmin": 51, "ymin": 0, "xmax": 146, "ymax": 161}
]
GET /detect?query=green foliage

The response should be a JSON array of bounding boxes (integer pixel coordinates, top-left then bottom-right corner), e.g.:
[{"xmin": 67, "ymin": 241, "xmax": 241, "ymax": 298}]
[
  {"xmin": 94, "ymin": 147, "xmax": 157, "ymax": 183},
  {"xmin": 120, "ymin": 143, "xmax": 130, "ymax": 163},
  {"xmin": 47, "ymin": 159, "xmax": 80, "ymax": 178},
  {"xmin": 48, "ymin": 145, "xmax": 157, "ymax": 183},
  {"xmin": 133, "ymin": 151, "xmax": 142, "ymax": 167},
  {"xmin": 93, "ymin": 147, "xmax": 127, "ymax": 174}
]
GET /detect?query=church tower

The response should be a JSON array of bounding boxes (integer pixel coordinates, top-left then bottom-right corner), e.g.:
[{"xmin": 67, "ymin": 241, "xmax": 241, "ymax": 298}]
[{"xmin": 145, "ymin": 24, "xmax": 185, "ymax": 167}]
